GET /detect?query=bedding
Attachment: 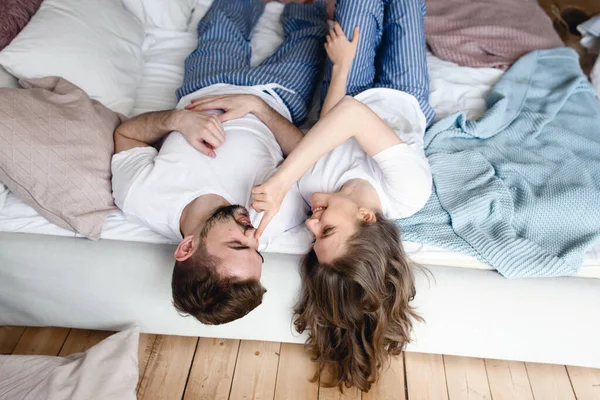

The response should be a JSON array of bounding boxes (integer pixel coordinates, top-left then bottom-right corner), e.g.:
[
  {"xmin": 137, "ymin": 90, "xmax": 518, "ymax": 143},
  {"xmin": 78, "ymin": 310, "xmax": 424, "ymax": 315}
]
[
  {"xmin": 0, "ymin": 77, "xmax": 123, "ymax": 240},
  {"xmin": 0, "ymin": 0, "xmax": 145, "ymax": 116},
  {"xmin": 0, "ymin": 327, "xmax": 138, "ymax": 400},
  {"xmin": 2, "ymin": 0, "xmax": 598, "ymax": 279},
  {"xmin": 400, "ymin": 48, "xmax": 600, "ymax": 278},
  {"xmin": 0, "ymin": 0, "xmax": 44, "ymax": 50},
  {"xmin": 424, "ymin": 0, "xmax": 563, "ymax": 70},
  {"xmin": 123, "ymin": 0, "xmax": 196, "ymax": 31}
]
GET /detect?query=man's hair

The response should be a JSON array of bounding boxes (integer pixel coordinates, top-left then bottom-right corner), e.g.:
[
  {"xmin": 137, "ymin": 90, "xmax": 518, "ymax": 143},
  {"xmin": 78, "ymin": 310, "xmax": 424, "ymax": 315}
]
[
  {"xmin": 294, "ymin": 213, "xmax": 421, "ymax": 392},
  {"xmin": 171, "ymin": 243, "xmax": 266, "ymax": 325}
]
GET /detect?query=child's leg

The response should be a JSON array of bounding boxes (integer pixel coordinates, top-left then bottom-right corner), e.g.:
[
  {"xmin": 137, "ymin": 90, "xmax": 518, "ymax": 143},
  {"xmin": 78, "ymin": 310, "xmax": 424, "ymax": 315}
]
[
  {"xmin": 321, "ymin": 0, "xmax": 385, "ymax": 102},
  {"xmin": 374, "ymin": 0, "xmax": 435, "ymax": 126},
  {"xmin": 176, "ymin": 0, "xmax": 265, "ymax": 100},
  {"xmin": 247, "ymin": 1, "xmax": 329, "ymax": 124}
]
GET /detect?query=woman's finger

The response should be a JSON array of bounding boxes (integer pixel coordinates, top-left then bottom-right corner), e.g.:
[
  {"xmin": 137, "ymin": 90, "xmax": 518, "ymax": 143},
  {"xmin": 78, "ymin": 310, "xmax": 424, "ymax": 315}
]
[
  {"xmin": 252, "ymin": 193, "xmax": 267, "ymax": 202},
  {"xmin": 351, "ymin": 26, "xmax": 360, "ymax": 44},
  {"xmin": 255, "ymin": 210, "xmax": 277, "ymax": 239},
  {"xmin": 334, "ymin": 21, "xmax": 344, "ymax": 37},
  {"xmin": 252, "ymin": 184, "xmax": 266, "ymax": 194}
]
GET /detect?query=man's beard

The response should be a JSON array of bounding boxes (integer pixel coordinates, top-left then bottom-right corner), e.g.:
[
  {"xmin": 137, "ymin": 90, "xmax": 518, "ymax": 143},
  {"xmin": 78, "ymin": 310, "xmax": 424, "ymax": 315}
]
[{"xmin": 199, "ymin": 204, "xmax": 252, "ymax": 238}]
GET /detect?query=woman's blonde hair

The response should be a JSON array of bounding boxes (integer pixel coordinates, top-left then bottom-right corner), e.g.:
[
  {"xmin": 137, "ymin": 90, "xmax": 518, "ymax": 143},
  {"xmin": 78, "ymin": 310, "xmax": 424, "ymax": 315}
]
[{"xmin": 294, "ymin": 213, "xmax": 420, "ymax": 392}]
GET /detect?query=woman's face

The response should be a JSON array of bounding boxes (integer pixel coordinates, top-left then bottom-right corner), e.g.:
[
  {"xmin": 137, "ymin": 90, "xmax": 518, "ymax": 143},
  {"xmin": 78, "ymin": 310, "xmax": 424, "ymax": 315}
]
[{"xmin": 305, "ymin": 192, "xmax": 361, "ymax": 263}]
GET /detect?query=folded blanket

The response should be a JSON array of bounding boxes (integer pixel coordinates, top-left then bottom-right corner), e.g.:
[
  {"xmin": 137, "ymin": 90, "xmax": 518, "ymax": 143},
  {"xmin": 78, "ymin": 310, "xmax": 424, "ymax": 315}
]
[
  {"xmin": 398, "ymin": 48, "xmax": 600, "ymax": 278},
  {"xmin": 425, "ymin": 0, "xmax": 564, "ymax": 70}
]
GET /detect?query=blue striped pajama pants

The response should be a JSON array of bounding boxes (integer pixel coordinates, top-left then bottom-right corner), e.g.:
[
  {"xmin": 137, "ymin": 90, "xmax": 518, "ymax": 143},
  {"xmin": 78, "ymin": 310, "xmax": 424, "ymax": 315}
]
[
  {"xmin": 323, "ymin": 0, "xmax": 435, "ymax": 126},
  {"xmin": 177, "ymin": 0, "xmax": 328, "ymax": 124}
]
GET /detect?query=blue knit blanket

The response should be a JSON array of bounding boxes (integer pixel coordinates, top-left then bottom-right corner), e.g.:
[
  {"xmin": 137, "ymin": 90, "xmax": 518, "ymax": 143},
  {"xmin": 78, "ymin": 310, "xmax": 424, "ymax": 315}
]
[{"xmin": 399, "ymin": 48, "xmax": 600, "ymax": 278}]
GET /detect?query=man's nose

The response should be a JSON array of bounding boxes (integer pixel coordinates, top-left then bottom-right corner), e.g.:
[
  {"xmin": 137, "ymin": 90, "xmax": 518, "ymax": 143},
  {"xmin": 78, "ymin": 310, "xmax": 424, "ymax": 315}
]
[{"xmin": 244, "ymin": 226, "xmax": 258, "ymax": 244}]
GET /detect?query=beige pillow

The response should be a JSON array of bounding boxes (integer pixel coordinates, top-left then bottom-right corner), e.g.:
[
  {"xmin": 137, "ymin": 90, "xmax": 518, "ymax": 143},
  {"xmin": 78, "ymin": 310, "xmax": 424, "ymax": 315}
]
[
  {"xmin": 0, "ymin": 77, "xmax": 123, "ymax": 240},
  {"xmin": 0, "ymin": 327, "xmax": 139, "ymax": 400}
]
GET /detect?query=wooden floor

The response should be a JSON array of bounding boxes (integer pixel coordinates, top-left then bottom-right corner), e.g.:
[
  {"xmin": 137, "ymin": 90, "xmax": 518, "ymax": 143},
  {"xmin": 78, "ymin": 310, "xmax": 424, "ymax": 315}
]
[{"xmin": 2, "ymin": 326, "xmax": 599, "ymax": 400}]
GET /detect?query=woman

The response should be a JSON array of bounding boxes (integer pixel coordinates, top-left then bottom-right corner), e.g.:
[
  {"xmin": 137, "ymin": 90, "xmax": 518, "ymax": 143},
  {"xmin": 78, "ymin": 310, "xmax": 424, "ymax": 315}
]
[{"xmin": 251, "ymin": 0, "xmax": 435, "ymax": 392}]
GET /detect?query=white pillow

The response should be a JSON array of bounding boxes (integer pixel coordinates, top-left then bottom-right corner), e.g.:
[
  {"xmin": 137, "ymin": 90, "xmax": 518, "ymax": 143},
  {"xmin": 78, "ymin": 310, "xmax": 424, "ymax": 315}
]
[
  {"xmin": 0, "ymin": 327, "xmax": 139, "ymax": 400},
  {"xmin": 0, "ymin": 0, "xmax": 144, "ymax": 116},
  {"xmin": 123, "ymin": 0, "xmax": 195, "ymax": 31}
]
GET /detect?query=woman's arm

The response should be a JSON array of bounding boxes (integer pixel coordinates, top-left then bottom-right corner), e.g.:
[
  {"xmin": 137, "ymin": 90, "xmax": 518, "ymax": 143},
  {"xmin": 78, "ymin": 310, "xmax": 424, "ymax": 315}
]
[
  {"xmin": 251, "ymin": 96, "xmax": 402, "ymax": 237},
  {"xmin": 320, "ymin": 23, "xmax": 360, "ymax": 118},
  {"xmin": 277, "ymin": 96, "xmax": 402, "ymax": 185}
]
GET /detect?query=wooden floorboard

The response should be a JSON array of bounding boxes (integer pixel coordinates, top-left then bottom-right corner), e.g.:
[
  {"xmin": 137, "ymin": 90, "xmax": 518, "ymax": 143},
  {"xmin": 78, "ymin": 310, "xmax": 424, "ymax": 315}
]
[
  {"xmin": 274, "ymin": 343, "xmax": 318, "ymax": 400},
  {"xmin": 484, "ymin": 359, "xmax": 534, "ymax": 400},
  {"xmin": 183, "ymin": 338, "xmax": 240, "ymax": 400},
  {"xmin": 318, "ymin": 386, "xmax": 361, "ymax": 400},
  {"xmin": 525, "ymin": 362, "xmax": 576, "ymax": 400},
  {"xmin": 229, "ymin": 340, "xmax": 281, "ymax": 400},
  {"xmin": 444, "ymin": 355, "xmax": 492, "ymax": 400},
  {"xmin": 137, "ymin": 335, "xmax": 198, "ymax": 400},
  {"xmin": 317, "ymin": 367, "xmax": 362, "ymax": 400},
  {"xmin": 567, "ymin": 365, "xmax": 600, "ymax": 400},
  {"xmin": 12, "ymin": 327, "xmax": 70, "ymax": 356},
  {"xmin": 0, "ymin": 326, "xmax": 25, "ymax": 354},
  {"xmin": 58, "ymin": 329, "xmax": 115, "ymax": 356},
  {"xmin": 137, "ymin": 333, "xmax": 157, "ymax": 392},
  {"xmin": 405, "ymin": 352, "xmax": 448, "ymax": 400},
  {"xmin": 4, "ymin": 325, "xmax": 600, "ymax": 400},
  {"xmin": 362, "ymin": 354, "xmax": 406, "ymax": 400}
]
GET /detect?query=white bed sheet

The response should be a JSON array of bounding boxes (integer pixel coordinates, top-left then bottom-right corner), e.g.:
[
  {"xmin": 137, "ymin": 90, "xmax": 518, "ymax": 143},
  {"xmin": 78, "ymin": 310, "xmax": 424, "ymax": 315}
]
[{"xmin": 2, "ymin": 1, "xmax": 598, "ymax": 278}]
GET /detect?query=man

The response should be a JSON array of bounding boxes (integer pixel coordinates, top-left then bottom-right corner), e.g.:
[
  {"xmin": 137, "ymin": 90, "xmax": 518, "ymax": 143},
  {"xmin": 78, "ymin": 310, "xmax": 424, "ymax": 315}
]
[{"xmin": 111, "ymin": 0, "xmax": 327, "ymax": 325}]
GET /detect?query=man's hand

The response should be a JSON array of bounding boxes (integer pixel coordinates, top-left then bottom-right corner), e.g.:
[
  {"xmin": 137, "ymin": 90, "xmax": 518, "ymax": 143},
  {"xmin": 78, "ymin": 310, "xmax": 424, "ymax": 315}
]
[
  {"xmin": 251, "ymin": 175, "xmax": 290, "ymax": 239},
  {"xmin": 173, "ymin": 110, "xmax": 226, "ymax": 158},
  {"xmin": 185, "ymin": 94, "xmax": 266, "ymax": 123},
  {"xmin": 325, "ymin": 22, "xmax": 360, "ymax": 71}
]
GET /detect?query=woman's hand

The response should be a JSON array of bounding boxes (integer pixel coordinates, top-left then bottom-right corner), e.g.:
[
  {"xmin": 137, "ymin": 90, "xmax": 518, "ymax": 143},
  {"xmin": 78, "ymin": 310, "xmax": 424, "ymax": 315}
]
[
  {"xmin": 251, "ymin": 175, "xmax": 291, "ymax": 239},
  {"xmin": 185, "ymin": 94, "xmax": 267, "ymax": 123},
  {"xmin": 325, "ymin": 22, "xmax": 360, "ymax": 72}
]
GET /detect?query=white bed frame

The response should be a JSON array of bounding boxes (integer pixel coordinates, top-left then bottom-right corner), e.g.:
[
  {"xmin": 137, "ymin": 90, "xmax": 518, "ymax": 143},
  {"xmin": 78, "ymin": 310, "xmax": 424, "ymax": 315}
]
[{"xmin": 1, "ymin": 232, "xmax": 599, "ymax": 369}]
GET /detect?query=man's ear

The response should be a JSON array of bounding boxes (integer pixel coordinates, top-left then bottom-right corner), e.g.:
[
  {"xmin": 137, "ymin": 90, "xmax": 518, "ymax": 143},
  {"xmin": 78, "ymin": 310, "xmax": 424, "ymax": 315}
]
[
  {"xmin": 358, "ymin": 208, "xmax": 377, "ymax": 223},
  {"xmin": 174, "ymin": 235, "xmax": 196, "ymax": 261}
]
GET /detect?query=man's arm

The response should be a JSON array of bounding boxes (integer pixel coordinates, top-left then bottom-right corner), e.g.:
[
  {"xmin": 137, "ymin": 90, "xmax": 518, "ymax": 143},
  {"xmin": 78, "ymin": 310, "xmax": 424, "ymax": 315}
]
[
  {"xmin": 185, "ymin": 94, "xmax": 304, "ymax": 157},
  {"xmin": 114, "ymin": 110, "xmax": 179, "ymax": 153},
  {"xmin": 114, "ymin": 109, "xmax": 226, "ymax": 157},
  {"xmin": 252, "ymin": 101, "xmax": 304, "ymax": 157}
]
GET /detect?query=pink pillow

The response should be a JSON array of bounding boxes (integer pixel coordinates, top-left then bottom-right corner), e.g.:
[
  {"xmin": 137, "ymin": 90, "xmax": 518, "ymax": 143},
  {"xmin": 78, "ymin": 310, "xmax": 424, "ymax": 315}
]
[
  {"xmin": 0, "ymin": 0, "xmax": 44, "ymax": 50},
  {"xmin": 425, "ymin": 0, "xmax": 564, "ymax": 70},
  {"xmin": 0, "ymin": 77, "xmax": 123, "ymax": 240}
]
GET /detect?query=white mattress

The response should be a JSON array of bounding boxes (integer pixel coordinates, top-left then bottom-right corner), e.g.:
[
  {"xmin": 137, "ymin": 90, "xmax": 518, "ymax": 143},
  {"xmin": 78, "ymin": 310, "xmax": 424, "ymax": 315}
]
[{"xmin": 1, "ymin": 1, "xmax": 599, "ymax": 279}]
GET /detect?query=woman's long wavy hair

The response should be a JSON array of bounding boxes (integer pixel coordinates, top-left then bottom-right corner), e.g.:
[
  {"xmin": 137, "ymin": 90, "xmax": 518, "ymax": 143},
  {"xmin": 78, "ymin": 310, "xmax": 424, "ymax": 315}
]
[{"xmin": 294, "ymin": 213, "xmax": 421, "ymax": 392}]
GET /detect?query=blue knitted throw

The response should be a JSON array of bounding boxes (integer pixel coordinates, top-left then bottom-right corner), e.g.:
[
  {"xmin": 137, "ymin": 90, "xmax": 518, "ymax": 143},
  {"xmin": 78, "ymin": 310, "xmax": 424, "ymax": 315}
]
[{"xmin": 398, "ymin": 48, "xmax": 600, "ymax": 278}]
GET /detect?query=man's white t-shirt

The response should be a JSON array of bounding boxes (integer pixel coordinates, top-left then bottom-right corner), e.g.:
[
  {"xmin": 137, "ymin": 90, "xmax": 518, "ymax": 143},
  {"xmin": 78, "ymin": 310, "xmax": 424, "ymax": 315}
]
[
  {"xmin": 111, "ymin": 84, "xmax": 307, "ymax": 249},
  {"xmin": 297, "ymin": 88, "xmax": 433, "ymax": 219}
]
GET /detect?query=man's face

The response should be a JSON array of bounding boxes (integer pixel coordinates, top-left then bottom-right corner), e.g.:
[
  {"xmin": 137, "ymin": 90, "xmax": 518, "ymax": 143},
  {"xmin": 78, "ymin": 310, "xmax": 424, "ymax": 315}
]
[{"xmin": 202, "ymin": 205, "xmax": 264, "ymax": 281}]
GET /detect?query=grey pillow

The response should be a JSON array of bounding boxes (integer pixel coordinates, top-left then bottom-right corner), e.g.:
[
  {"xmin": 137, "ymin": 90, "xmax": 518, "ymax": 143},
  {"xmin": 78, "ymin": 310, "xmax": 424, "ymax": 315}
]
[{"xmin": 0, "ymin": 327, "xmax": 139, "ymax": 400}]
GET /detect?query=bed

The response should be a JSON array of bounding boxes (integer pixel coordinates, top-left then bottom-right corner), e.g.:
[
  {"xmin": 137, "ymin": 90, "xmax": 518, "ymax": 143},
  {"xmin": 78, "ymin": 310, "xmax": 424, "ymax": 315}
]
[{"xmin": 1, "ymin": 0, "xmax": 599, "ymax": 369}]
